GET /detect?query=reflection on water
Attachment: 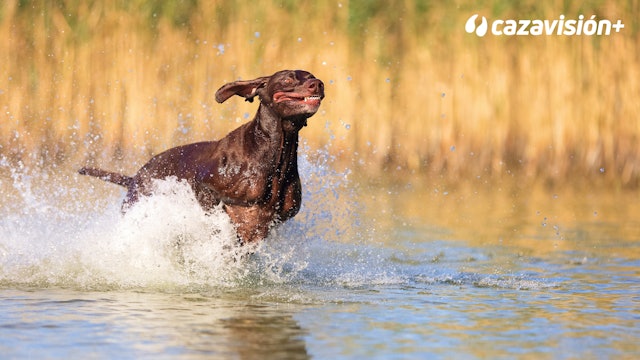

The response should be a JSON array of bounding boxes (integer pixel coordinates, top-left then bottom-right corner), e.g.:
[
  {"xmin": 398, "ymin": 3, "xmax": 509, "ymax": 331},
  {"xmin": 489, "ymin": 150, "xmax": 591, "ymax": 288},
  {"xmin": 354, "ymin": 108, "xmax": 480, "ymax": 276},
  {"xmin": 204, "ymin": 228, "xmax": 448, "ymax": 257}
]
[
  {"xmin": 359, "ymin": 174, "xmax": 640, "ymax": 260},
  {"xmin": 0, "ymin": 289, "xmax": 310, "ymax": 359},
  {"xmin": 0, "ymin": 157, "xmax": 639, "ymax": 358}
]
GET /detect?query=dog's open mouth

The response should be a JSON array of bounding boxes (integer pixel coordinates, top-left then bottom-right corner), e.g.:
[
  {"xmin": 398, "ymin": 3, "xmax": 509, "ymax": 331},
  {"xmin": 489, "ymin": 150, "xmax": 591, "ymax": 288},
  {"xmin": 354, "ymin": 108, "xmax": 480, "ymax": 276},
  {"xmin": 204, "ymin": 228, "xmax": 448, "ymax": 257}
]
[{"xmin": 274, "ymin": 92, "xmax": 322, "ymax": 104}]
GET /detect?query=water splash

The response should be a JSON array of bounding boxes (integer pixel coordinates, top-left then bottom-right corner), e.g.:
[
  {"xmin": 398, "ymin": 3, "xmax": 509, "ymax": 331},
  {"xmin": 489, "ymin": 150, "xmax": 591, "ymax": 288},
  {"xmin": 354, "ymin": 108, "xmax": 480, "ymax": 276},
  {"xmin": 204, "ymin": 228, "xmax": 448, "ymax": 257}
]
[
  {"xmin": 0, "ymin": 174, "xmax": 245, "ymax": 289},
  {"xmin": 0, "ymin": 151, "xmax": 361, "ymax": 290},
  {"xmin": 0, "ymin": 152, "xmax": 551, "ymax": 293}
]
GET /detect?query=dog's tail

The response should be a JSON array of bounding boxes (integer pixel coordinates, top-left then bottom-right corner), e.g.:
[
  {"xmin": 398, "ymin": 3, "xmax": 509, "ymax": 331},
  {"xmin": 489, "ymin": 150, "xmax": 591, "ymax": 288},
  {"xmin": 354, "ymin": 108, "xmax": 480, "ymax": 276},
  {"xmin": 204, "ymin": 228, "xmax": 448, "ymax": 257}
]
[{"xmin": 78, "ymin": 167, "xmax": 134, "ymax": 188}]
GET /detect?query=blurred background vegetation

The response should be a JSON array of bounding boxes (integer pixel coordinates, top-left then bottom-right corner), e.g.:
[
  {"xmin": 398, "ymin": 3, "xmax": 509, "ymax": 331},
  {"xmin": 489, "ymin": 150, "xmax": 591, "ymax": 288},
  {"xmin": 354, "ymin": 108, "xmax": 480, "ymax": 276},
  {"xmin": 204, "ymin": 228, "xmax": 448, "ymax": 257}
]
[{"xmin": 0, "ymin": 0, "xmax": 638, "ymax": 187}]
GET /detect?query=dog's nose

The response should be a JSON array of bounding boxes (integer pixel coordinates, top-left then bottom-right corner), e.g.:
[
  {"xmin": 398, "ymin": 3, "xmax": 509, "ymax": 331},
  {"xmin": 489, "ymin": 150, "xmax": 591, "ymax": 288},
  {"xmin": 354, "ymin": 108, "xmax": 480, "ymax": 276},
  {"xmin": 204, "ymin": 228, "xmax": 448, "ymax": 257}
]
[{"xmin": 307, "ymin": 79, "xmax": 324, "ymax": 94}]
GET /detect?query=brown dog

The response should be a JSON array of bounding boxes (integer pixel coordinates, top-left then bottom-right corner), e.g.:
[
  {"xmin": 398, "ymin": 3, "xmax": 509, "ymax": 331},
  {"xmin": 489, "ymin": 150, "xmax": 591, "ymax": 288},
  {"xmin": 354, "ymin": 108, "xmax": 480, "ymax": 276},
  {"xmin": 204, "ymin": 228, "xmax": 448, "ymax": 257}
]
[{"xmin": 79, "ymin": 70, "xmax": 325, "ymax": 244}]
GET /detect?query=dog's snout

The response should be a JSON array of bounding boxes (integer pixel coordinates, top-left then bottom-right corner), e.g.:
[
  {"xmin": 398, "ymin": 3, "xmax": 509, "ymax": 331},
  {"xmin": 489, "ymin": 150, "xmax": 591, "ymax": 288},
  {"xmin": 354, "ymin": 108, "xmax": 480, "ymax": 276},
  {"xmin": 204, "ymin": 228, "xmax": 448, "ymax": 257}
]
[{"xmin": 307, "ymin": 79, "xmax": 324, "ymax": 95}]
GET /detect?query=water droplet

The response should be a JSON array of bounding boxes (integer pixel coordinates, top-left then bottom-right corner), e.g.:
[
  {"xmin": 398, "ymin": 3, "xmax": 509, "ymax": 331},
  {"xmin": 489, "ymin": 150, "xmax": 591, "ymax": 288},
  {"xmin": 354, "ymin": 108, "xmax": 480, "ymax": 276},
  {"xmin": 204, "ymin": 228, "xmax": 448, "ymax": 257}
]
[{"xmin": 254, "ymin": 32, "xmax": 261, "ymax": 38}]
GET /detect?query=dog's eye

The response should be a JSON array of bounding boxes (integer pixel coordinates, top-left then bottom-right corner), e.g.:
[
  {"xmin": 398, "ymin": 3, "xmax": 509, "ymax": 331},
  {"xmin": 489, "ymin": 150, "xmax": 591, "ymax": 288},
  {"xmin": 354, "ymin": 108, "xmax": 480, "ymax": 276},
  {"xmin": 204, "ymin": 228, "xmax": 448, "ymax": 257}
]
[{"xmin": 284, "ymin": 72, "xmax": 297, "ymax": 83}]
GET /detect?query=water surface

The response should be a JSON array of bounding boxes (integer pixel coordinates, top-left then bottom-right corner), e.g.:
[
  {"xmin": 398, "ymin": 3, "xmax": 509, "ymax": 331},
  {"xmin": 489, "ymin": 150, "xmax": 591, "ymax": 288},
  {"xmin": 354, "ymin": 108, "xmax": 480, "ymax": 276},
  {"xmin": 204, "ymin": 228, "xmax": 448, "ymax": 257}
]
[{"xmin": 1, "ymin": 156, "xmax": 639, "ymax": 359}]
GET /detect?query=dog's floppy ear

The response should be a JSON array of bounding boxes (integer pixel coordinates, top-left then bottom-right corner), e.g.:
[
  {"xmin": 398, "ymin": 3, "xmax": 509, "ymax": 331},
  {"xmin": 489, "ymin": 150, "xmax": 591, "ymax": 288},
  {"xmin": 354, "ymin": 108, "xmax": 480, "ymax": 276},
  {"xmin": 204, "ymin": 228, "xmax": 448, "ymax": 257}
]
[{"xmin": 215, "ymin": 76, "xmax": 270, "ymax": 103}]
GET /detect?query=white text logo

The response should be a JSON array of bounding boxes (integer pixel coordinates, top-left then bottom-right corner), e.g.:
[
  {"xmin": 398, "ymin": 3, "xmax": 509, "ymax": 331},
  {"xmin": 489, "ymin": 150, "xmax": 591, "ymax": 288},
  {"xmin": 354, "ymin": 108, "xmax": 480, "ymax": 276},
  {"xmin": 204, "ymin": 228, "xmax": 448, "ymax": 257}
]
[{"xmin": 465, "ymin": 14, "xmax": 624, "ymax": 37}]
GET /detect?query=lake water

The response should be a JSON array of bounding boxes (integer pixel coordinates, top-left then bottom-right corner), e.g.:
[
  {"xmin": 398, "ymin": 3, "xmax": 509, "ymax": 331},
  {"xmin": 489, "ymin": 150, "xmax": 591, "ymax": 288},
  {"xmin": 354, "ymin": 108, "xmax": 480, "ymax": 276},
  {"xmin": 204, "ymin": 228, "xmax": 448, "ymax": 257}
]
[{"xmin": 1, "ymin": 154, "xmax": 639, "ymax": 359}]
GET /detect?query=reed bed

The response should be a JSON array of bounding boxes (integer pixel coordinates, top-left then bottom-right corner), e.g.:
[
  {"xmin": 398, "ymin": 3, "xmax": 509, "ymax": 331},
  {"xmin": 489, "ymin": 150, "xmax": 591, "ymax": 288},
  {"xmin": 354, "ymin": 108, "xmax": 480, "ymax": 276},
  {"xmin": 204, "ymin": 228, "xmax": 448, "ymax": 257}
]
[{"xmin": 0, "ymin": 0, "xmax": 638, "ymax": 187}]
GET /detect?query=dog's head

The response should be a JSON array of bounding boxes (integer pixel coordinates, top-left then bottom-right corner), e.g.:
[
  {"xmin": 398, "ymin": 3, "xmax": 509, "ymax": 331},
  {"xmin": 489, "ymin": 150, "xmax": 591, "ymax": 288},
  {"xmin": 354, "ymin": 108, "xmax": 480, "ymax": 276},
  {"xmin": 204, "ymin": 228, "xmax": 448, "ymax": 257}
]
[{"xmin": 215, "ymin": 70, "xmax": 325, "ymax": 119}]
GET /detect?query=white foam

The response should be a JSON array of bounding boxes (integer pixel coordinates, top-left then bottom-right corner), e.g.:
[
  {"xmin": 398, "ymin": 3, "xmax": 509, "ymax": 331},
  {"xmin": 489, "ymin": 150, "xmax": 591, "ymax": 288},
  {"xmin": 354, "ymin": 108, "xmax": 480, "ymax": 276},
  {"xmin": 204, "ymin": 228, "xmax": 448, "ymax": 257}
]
[{"xmin": 0, "ymin": 175, "xmax": 248, "ymax": 289}]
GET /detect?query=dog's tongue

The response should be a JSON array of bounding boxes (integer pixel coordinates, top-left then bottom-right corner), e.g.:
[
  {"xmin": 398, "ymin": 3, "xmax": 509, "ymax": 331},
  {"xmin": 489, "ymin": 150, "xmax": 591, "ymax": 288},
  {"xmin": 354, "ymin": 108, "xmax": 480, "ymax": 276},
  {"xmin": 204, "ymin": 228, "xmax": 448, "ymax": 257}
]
[{"xmin": 274, "ymin": 92, "xmax": 303, "ymax": 103}]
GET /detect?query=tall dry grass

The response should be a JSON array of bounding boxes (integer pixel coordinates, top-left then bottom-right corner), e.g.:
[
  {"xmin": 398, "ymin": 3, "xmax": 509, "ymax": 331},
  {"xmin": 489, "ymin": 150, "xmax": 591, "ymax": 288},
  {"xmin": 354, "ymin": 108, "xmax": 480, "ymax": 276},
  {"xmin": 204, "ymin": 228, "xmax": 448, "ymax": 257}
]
[{"xmin": 0, "ymin": 0, "xmax": 638, "ymax": 187}]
